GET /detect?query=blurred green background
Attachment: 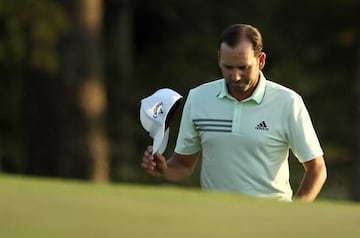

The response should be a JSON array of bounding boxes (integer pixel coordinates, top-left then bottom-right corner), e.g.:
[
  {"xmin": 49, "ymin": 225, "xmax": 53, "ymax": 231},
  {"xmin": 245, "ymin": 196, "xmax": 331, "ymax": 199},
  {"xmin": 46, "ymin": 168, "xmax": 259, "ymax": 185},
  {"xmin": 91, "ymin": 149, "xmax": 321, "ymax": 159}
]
[{"xmin": 0, "ymin": 0, "xmax": 359, "ymax": 201}]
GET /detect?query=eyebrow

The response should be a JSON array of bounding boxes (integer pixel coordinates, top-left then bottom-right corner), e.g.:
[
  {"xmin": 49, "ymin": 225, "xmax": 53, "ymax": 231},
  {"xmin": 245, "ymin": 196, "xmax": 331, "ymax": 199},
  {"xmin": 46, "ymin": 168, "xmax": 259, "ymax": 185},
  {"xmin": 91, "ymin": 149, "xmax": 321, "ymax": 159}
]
[{"xmin": 222, "ymin": 63, "xmax": 251, "ymax": 69}]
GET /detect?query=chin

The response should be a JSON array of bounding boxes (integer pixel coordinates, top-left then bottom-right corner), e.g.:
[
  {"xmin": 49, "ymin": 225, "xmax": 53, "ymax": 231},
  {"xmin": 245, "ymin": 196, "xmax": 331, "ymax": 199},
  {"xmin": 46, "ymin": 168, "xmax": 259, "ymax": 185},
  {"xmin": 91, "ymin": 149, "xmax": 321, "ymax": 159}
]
[{"xmin": 231, "ymin": 84, "xmax": 248, "ymax": 93}]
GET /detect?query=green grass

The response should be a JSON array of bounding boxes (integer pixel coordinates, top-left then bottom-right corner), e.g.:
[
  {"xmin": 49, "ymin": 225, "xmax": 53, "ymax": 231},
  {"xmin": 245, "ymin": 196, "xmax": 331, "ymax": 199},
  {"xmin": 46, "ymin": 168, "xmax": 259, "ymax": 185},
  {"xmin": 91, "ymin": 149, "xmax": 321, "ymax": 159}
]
[{"xmin": 0, "ymin": 174, "xmax": 359, "ymax": 238}]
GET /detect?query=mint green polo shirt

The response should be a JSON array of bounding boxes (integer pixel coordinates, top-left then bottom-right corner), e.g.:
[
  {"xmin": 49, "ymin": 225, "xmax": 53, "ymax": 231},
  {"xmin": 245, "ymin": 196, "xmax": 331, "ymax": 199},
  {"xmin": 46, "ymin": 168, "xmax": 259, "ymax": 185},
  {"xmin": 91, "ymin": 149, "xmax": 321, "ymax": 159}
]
[{"xmin": 174, "ymin": 72, "xmax": 323, "ymax": 201}]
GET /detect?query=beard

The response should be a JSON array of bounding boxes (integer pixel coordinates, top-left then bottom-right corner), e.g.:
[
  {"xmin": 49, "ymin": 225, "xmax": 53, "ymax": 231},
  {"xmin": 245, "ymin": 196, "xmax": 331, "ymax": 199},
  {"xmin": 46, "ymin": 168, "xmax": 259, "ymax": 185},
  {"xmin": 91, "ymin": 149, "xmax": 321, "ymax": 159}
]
[{"xmin": 226, "ymin": 78, "xmax": 251, "ymax": 94}]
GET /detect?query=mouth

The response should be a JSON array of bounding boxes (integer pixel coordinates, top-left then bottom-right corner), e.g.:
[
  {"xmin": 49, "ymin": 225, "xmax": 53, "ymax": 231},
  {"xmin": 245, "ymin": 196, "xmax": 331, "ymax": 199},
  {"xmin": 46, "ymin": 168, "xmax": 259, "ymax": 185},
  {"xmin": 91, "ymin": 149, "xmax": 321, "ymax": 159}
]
[
  {"xmin": 227, "ymin": 80, "xmax": 249, "ymax": 93},
  {"xmin": 231, "ymin": 80, "xmax": 247, "ymax": 87}
]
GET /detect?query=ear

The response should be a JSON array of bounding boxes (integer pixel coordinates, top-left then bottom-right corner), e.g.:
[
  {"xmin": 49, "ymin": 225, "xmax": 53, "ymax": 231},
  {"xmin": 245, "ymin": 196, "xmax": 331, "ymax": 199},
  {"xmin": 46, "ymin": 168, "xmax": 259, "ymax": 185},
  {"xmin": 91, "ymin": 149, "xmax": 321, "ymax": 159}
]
[{"xmin": 258, "ymin": 52, "xmax": 266, "ymax": 70}]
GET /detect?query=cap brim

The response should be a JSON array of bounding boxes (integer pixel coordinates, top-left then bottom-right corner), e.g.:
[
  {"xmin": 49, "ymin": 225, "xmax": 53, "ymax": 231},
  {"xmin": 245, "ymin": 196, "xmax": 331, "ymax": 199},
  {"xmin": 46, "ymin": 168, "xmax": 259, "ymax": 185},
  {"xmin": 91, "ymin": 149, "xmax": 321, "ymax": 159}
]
[{"xmin": 152, "ymin": 127, "xmax": 170, "ymax": 155}]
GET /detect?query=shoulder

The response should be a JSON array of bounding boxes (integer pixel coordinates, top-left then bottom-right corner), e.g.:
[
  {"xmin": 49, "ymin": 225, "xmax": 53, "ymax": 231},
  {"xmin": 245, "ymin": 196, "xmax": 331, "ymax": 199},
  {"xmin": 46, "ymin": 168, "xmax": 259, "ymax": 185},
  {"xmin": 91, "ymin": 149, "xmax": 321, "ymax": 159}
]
[
  {"xmin": 265, "ymin": 80, "xmax": 307, "ymax": 116},
  {"xmin": 188, "ymin": 79, "xmax": 223, "ymax": 99},
  {"xmin": 191, "ymin": 79, "xmax": 223, "ymax": 93},
  {"xmin": 265, "ymin": 80, "xmax": 302, "ymax": 102}
]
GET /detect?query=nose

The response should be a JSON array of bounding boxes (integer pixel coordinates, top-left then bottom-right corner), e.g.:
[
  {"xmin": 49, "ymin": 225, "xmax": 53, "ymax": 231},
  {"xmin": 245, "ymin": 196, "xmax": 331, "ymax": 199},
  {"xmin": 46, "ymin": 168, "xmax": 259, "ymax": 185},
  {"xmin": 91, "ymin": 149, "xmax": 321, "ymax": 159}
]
[{"xmin": 231, "ymin": 68, "xmax": 242, "ymax": 81}]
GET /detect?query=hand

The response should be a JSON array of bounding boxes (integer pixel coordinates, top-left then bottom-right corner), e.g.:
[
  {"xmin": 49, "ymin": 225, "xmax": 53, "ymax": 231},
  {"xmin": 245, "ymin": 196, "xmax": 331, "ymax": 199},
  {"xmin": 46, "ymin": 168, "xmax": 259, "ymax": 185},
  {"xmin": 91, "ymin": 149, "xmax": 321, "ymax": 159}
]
[{"xmin": 141, "ymin": 146, "xmax": 168, "ymax": 177}]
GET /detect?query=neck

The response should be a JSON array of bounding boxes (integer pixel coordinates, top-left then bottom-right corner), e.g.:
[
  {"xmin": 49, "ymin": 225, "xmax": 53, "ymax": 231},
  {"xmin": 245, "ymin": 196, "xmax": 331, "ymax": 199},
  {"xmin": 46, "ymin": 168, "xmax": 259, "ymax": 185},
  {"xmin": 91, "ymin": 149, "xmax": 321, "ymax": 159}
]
[{"xmin": 230, "ymin": 79, "xmax": 259, "ymax": 101}]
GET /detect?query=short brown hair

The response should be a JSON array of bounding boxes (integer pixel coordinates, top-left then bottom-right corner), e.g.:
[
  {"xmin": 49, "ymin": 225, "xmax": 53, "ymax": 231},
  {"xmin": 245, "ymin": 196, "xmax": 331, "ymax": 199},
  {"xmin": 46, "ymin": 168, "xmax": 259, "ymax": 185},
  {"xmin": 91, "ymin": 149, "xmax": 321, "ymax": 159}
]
[{"xmin": 218, "ymin": 24, "xmax": 263, "ymax": 56}]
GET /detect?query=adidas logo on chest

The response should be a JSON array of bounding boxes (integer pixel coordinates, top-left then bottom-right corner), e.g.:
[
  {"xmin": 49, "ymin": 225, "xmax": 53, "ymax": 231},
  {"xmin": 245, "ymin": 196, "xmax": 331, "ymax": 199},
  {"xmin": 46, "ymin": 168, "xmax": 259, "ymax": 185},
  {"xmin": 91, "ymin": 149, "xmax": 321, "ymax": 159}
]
[{"xmin": 255, "ymin": 121, "xmax": 269, "ymax": 131}]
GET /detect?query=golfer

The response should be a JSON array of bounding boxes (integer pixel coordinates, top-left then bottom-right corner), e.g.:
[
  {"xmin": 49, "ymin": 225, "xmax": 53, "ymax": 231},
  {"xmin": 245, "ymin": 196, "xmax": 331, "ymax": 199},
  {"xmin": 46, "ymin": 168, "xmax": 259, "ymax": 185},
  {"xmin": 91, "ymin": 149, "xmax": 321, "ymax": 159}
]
[{"xmin": 141, "ymin": 23, "xmax": 327, "ymax": 202}]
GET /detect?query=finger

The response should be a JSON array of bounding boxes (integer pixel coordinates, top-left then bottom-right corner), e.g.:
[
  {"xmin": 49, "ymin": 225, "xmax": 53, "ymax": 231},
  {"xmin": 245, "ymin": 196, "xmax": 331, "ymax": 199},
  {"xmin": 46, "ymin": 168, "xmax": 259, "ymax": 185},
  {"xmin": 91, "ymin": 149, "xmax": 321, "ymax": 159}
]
[
  {"xmin": 141, "ymin": 161, "xmax": 153, "ymax": 170},
  {"xmin": 153, "ymin": 152, "xmax": 166, "ymax": 163},
  {"xmin": 144, "ymin": 147, "xmax": 154, "ymax": 160},
  {"xmin": 142, "ymin": 156, "xmax": 156, "ymax": 167},
  {"xmin": 146, "ymin": 145, "xmax": 153, "ymax": 154},
  {"xmin": 141, "ymin": 162, "xmax": 162, "ymax": 176},
  {"xmin": 141, "ymin": 162, "xmax": 154, "ymax": 172}
]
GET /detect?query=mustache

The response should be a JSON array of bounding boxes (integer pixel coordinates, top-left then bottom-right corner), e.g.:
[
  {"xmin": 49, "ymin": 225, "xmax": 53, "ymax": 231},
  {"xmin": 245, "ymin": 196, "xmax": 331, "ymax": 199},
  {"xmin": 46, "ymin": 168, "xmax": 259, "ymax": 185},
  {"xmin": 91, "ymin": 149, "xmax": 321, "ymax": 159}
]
[{"xmin": 227, "ymin": 79, "xmax": 249, "ymax": 85}]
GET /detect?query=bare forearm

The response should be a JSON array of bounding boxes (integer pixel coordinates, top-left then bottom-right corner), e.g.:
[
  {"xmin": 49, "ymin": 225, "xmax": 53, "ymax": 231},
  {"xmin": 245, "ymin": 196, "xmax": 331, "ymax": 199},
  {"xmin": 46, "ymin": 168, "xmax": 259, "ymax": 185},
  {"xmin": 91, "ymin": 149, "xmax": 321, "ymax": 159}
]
[
  {"xmin": 163, "ymin": 157, "xmax": 195, "ymax": 182},
  {"xmin": 296, "ymin": 159, "xmax": 327, "ymax": 202},
  {"xmin": 162, "ymin": 153, "xmax": 199, "ymax": 182}
]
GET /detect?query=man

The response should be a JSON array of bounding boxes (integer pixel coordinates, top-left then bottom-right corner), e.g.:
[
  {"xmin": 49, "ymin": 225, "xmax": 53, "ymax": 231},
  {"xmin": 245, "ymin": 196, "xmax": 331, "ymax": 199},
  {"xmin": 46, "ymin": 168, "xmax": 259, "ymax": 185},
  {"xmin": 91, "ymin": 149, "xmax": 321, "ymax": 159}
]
[{"xmin": 141, "ymin": 24, "xmax": 327, "ymax": 202}]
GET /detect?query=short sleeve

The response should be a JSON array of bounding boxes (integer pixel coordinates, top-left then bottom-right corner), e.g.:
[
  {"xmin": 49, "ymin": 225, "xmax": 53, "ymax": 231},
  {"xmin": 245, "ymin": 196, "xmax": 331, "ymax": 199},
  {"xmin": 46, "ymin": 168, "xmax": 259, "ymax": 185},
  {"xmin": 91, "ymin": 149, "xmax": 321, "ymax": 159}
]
[
  {"xmin": 174, "ymin": 90, "xmax": 202, "ymax": 155},
  {"xmin": 287, "ymin": 96, "xmax": 324, "ymax": 162}
]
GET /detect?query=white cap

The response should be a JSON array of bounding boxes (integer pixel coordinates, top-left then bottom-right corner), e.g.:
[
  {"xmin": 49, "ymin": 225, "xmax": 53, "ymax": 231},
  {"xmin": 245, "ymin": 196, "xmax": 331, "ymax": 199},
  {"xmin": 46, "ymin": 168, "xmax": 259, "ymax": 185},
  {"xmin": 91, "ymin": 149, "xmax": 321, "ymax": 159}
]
[{"xmin": 140, "ymin": 88, "xmax": 183, "ymax": 155}]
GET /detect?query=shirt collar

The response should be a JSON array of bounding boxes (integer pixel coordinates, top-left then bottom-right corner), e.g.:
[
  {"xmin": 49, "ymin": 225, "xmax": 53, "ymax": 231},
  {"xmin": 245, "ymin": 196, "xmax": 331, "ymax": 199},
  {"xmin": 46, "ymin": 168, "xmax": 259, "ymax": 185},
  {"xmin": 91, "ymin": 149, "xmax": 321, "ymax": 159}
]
[{"xmin": 217, "ymin": 71, "xmax": 266, "ymax": 104}]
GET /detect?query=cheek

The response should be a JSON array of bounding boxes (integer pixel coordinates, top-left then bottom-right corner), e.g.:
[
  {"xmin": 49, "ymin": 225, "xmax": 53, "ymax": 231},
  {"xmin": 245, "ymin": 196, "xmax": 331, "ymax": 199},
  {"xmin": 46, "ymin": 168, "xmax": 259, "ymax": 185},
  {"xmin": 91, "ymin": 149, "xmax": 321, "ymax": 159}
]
[
  {"xmin": 249, "ymin": 74, "xmax": 257, "ymax": 82},
  {"xmin": 220, "ymin": 68, "xmax": 230, "ymax": 77}
]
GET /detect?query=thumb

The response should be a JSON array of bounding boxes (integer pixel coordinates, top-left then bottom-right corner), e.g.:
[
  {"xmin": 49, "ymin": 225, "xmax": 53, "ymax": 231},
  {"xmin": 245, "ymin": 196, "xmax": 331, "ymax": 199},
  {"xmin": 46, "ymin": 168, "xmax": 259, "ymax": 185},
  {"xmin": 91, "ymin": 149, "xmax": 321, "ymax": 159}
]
[{"xmin": 153, "ymin": 153, "xmax": 167, "ymax": 173}]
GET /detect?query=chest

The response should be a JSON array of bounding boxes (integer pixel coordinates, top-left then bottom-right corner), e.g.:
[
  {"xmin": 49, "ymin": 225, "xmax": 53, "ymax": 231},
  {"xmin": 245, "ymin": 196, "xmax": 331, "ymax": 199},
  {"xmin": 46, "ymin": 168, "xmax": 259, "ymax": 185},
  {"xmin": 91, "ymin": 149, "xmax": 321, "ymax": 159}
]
[{"xmin": 191, "ymin": 98, "xmax": 289, "ymax": 147}]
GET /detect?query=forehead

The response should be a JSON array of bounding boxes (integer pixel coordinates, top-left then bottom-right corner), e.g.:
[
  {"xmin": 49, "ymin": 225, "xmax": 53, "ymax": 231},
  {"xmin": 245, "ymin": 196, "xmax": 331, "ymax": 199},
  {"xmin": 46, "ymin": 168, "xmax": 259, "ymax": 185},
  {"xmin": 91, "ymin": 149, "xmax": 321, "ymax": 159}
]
[{"xmin": 219, "ymin": 41, "xmax": 255, "ymax": 62}]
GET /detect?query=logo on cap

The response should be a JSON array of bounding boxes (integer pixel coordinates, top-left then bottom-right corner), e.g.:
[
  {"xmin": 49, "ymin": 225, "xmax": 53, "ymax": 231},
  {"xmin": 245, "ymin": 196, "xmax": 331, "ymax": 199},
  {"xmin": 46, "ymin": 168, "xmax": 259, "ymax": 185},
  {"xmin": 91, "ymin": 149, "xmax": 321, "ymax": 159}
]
[{"xmin": 152, "ymin": 102, "xmax": 163, "ymax": 118}]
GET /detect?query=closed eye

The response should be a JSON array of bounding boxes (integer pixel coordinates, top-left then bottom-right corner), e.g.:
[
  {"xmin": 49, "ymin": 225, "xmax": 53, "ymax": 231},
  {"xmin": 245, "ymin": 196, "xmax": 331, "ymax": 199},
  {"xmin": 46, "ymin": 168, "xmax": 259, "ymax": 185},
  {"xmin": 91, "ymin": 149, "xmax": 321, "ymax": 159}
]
[
  {"xmin": 238, "ymin": 65, "xmax": 249, "ymax": 70},
  {"xmin": 223, "ymin": 64, "xmax": 250, "ymax": 71}
]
